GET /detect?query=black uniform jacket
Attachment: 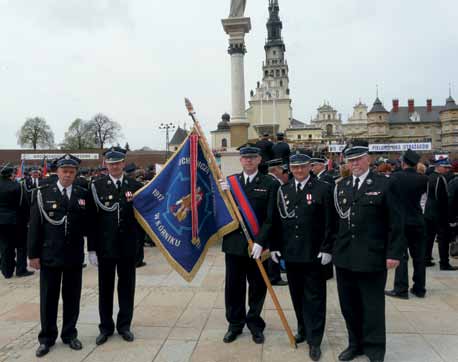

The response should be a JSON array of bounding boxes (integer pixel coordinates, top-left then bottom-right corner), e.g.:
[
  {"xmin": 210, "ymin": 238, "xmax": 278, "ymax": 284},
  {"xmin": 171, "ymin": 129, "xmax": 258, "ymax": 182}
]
[
  {"xmin": 424, "ymin": 171, "xmax": 448, "ymax": 225},
  {"xmin": 449, "ymin": 177, "xmax": 458, "ymax": 223},
  {"xmin": 272, "ymin": 142, "xmax": 291, "ymax": 163},
  {"xmin": 275, "ymin": 177, "xmax": 335, "ymax": 263},
  {"xmin": 317, "ymin": 170, "xmax": 335, "ymax": 186},
  {"xmin": 87, "ymin": 175, "xmax": 143, "ymax": 259},
  {"xmin": 333, "ymin": 171, "xmax": 405, "ymax": 272},
  {"xmin": 255, "ymin": 139, "xmax": 274, "ymax": 164},
  {"xmin": 391, "ymin": 168, "xmax": 427, "ymax": 226},
  {"xmin": 0, "ymin": 178, "xmax": 22, "ymax": 224},
  {"xmin": 222, "ymin": 172, "xmax": 279, "ymax": 257},
  {"xmin": 28, "ymin": 183, "xmax": 92, "ymax": 268}
]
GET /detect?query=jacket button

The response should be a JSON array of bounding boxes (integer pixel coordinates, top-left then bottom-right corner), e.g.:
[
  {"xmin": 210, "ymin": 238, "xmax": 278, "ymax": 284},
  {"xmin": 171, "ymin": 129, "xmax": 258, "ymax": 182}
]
[
  {"xmin": 352, "ymin": 235, "xmax": 355, "ymax": 239},
  {"xmin": 351, "ymin": 224, "xmax": 355, "ymax": 227},
  {"xmin": 295, "ymin": 225, "xmax": 299, "ymax": 229},
  {"xmin": 351, "ymin": 213, "xmax": 355, "ymax": 216}
]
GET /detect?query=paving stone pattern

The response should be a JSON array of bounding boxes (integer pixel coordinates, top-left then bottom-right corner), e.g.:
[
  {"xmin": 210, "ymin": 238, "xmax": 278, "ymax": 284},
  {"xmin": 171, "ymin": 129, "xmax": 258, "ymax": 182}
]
[{"xmin": 0, "ymin": 245, "xmax": 457, "ymax": 362}]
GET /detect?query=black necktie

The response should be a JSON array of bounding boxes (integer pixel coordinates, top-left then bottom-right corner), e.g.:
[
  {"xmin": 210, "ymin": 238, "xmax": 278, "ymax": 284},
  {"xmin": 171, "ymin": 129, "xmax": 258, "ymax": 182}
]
[
  {"xmin": 245, "ymin": 176, "xmax": 250, "ymax": 187},
  {"xmin": 353, "ymin": 177, "xmax": 360, "ymax": 196},
  {"xmin": 116, "ymin": 180, "xmax": 122, "ymax": 190},
  {"xmin": 62, "ymin": 188, "xmax": 69, "ymax": 209},
  {"xmin": 297, "ymin": 183, "xmax": 303, "ymax": 193}
]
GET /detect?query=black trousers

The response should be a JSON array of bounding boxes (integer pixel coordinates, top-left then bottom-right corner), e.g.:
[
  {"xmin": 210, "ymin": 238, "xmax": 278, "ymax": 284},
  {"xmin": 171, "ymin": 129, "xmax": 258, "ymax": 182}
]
[
  {"xmin": 0, "ymin": 224, "xmax": 28, "ymax": 278},
  {"xmin": 267, "ymin": 258, "xmax": 282, "ymax": 283},
  {"xmin": 286, "ymin": 262, "xmax": 326, "ymax": 347},
  {"xmin": 98, "ymin": 257, "xmax": 136, "ymax": 335},
  {"xmin": 425, "ymin": 219, "xmax": 451, "ymax": 266},
  {"xmin": 38, "ymin": 266, "xmax": 82, "ymax": 345},
  {"xmin": 394, "ymin": 224, "xmax": 426, "ymax": 294},
  {"xmin": 336, "ymin": 267, "xmax": 387, "ymax": 361},
  {"xmin": 225, "ymin": 253, "xmax": 267, "ymax": 334}
]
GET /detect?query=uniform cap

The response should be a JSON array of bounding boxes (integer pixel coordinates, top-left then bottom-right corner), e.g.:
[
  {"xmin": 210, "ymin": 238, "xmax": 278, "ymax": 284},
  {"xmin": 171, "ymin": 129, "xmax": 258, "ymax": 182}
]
[
  {"xmin": 103, "ymin": 146, "xmax": 127, "ymax": 164},
  {"xmin": 56, "ymin": 154, "xmax": 81, "ymax": 168}
]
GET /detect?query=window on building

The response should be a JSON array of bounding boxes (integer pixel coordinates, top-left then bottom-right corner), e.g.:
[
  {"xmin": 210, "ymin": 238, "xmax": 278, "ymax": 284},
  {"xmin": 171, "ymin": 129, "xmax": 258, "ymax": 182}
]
[
  {"xmin": 282, "ymin": 69, "xmax": 286, "ymax": 76},
  {"xmin": 279, "ymin": 80, "xmax": 283, "ymax": 87},
  {"xmin": 276, "ymin": 69, "xmax": 280, "ymax": 77},
  {"xmin": 265, "ymin": 70, "xmax": 268, "ymax": 77},
  {"xmin": 273, "ymin": 50, "xmax": 277, "ymax": 55},
  {"xmin": 308, "ymin": 134, "xmax": 312, "ymax": 139},
  {"xmin": 326, "ymin": 124, "xmax": 333, "ymax": 136},
  {"xmin": 221, "ymin": 138, "xmax": 227, "ymax": 148},
  {"xmin": 328, "ymin": 114, "xmax": 331, "ymax": 120},
  {"xmin": 297, "ymin": 135, "xmax": 301, "ymax": 140}
]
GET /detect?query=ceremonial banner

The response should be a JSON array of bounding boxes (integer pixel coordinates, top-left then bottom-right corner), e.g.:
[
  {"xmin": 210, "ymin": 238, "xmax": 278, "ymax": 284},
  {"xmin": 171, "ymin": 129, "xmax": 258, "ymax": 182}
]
[{"xmin": 133, "ymin": 131, "xmax": 239, "ymax": 281}]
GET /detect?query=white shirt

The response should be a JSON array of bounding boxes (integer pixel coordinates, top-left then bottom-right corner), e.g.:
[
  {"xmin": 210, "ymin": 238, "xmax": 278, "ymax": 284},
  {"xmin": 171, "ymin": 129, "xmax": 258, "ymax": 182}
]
[
  {"xmin": 243, "ymin": 171, "xmax": 258, "ymax": 184},
  {"xmin": 352, "ymin": 169, "xmax": 370, "ymax": 189},
  {"xmin": 109, "ymin": 174, "xmax": 124, "ymax": 188},
  {"xmin": 56, "ymin": 181, "xmax": 72, "ymax": 199},
  {"xmin": 295, "ymin": 176, "xmax": 310, "ymax": 191}
]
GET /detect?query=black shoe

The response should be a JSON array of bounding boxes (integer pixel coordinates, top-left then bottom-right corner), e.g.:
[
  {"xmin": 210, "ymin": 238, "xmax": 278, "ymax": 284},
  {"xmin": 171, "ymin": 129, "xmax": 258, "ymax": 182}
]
[
  {"xmin": 295, "ymin": 333, "xmax": 306, "ymax": 344},
  {"xmin": 440, "ymin": 264, "xmax": 458, "ymax": 271},
  {"xmin": 64, "ymin": 338, "xmax": 83, "ymax": 350},
  {"xmin": 36, "ymin": 344, "xmax": 50, "ymax": 358},
  {"xmin": 309, "ymin": 345, "xmax": 322, "ymax": 361},
  {"xmin": 95, "ymin": 333, "xmax": 109, "ymax": 345},
  {"xmin": 251, "ymin": 331, "xmax": 264, "ymax": 344},
  {"xmin": 271, "ymin": 279, "xmax": 288, "ymax": 286},
  {"xmin": 425, "ymin": 261, "xmax": 435, "ymax": 267},
  {"xmin": 338, "ymin": 347, "xmax": 364, "ymax": 361},
  {"xmin": 223, "ymin": 330, "xmax": 241, "ymax": 343},
  {"xmin": 119, "ymin": 330, "xmax": 134, "ymax": 342},
  {"xmin": 410, "ymin": 288, "xmax": 426, "ymax": 298},
  {"xmin": 384, "ymin": 290, "xmax": 409, "ymax": 300},
  {"xmin": 16, "ymin": 270, "xmax": 34, "ymax": 277},
  {"xmin": 136, "ymin": 261, "xmax": 147, "ymax": 268}
]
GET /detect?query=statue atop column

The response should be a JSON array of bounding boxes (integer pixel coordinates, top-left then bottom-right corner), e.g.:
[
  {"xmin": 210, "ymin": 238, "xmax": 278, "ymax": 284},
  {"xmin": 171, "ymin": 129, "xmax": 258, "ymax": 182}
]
[{"xmin": 229, "ymin": 0, "xmax": 246, "ymax": 17}]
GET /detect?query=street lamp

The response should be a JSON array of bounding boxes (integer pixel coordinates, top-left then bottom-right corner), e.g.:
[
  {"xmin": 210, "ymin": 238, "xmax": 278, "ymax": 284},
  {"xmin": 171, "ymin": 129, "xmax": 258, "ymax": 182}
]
[{"xmin": 158, "ymin": 122, "xmax": 176, "ymax": 162}]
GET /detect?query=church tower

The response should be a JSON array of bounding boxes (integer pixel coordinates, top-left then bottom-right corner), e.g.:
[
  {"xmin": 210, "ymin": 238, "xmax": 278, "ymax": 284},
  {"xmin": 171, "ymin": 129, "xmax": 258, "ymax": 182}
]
[{"xmin": 246, "ymin": 0, "xmax": 293, "ymax": 140}]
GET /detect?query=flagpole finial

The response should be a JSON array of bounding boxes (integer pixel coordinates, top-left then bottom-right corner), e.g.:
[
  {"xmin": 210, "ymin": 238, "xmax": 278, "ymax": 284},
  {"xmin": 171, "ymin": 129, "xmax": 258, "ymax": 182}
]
[{"xmin": 185, "ymin": 98, "xmax": 195, "ymax": 114}]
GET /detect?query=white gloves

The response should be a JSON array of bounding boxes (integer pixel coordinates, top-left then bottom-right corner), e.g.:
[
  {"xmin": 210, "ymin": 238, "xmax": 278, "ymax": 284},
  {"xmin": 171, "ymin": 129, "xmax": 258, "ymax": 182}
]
[
  {"xmin": 271, "ymin": 251, "xmax": 281, "ymax": 263},
  {"xmin": 251, "ymin": 243, "xmax": 263, "ymax": 259},
  {"xmin": 318, "ymin": 252, "xmax": 332, "ymax": 265},
  {"xmin": 88, "ymin": 251, "xmax": 98, "ymax": 266},
  {"xmin": 219, "ymin": 179, "xmax": 230, "ymax": 191}
]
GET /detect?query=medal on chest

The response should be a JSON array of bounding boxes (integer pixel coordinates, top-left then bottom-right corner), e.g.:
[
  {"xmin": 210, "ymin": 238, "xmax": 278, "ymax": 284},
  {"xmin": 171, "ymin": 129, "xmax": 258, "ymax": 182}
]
[
  {"xmin": 306, "ymin": 193, "xmax": 312, "ymax": 205},
  {"xmin": 78, "ymin": 199, "xmax": 86, "ymax": 207},
  {"xmin": 125, "ymin": 191, "xmax": 133, "ymax": 202}
]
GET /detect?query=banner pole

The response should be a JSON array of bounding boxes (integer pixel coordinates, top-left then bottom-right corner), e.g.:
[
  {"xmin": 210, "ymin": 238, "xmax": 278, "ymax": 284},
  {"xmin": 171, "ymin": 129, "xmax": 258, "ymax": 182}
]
[{"xmin": 184, "ymin": 98, "xmax": 297, "ymax": 349}]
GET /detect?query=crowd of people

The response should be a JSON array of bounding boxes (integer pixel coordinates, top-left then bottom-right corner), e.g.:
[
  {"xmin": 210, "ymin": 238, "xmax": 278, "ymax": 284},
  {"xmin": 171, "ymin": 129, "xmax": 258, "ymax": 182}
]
[
  {"xmin": 1, "ymin": 137, "xmax": 458, "ymax": 361},
  {"xmin": 219, "ymin": 133, "xmax": 458, "ymax": 362}
]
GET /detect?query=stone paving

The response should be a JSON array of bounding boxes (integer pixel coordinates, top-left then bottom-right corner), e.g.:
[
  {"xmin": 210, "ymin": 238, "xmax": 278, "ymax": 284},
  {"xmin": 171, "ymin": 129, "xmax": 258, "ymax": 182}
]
[{"xmin": 1, "ymin": 244, "xmax": 458, "ymax": 362}]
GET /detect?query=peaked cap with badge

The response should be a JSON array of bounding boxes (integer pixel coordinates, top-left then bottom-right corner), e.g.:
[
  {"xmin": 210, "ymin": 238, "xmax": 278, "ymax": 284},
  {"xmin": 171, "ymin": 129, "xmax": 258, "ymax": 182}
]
[{"xmin": 103, "ymin": 147, "xmax": 127, "ymax": 164}]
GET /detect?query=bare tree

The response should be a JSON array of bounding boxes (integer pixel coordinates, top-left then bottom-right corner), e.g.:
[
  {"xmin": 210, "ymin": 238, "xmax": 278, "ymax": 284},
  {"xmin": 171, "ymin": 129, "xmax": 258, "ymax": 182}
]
[
  {"xmin": 17, "ymin": 117, "xmax": 55, "ymax": 150},
  {"xmin": 87, "ymin": 113, "xmax": 122, "ymax": 149},
  {"xmin": 60, "ymin": 118, "xmax": 96, "ymax": 150}
]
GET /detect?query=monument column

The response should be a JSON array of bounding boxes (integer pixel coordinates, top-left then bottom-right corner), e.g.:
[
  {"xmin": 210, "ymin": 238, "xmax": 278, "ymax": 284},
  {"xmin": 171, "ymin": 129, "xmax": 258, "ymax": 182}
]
[{"xmin": 222, "ymin": 17, "xmax": 251, "ymax": 147}]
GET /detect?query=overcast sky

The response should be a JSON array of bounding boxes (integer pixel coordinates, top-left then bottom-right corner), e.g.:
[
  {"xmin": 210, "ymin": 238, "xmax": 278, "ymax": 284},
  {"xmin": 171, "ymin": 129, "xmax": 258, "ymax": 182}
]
[{"xmin": 1, "ymin": 0, "xmax": 457, "ymax": 150}]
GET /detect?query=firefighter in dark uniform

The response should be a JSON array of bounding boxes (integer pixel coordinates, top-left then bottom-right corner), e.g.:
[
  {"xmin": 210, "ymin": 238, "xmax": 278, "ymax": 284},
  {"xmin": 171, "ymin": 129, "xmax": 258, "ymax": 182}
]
[
  {"xmin": 255, "ymin": 133, "xmax": 274, "ymax": 174},
  {"xmin": 310, "ymin": 154, "xmax": 336, "ymax": 281},
  {"xmin": 424, "ymin": 158, "xmax": 457, "ymax": 270},
  {"xmin": 219, "ymin": 146, "xmax": 278, "ymax": 345},
  {"xmin": 265, "ymin": 158, "xmax": 288, "ymax": 286},
  {"xmin": 333, "ymin": 141, "xmax": 404, "ymax": 362},
  {"xmin": 28, "ymin": 154, "xmax": 91, "ymax": 357},
  {"xmin": 87, "ymin": 147, "xmax": 143, "ymax": 345},
  {"xmin": 272, "ymin": 132, "xmax": 291, "ymax": 165},
  {"xmin": 310, "ymin": 154, "xmax": 335, "ymax": 186},
  {"xmin": 272, "ymin": 153, "xmax": 335, "ymax": 361},
  {"xmin": 40, "ymin": 159, "xmax": 58, "ymax": 186},
  {"xmin": 0, "ymin": 164, "xmax": 33, "ymax": 278},
  {"xmin": 385, "ymin": 149, "xmax": 428, "ymax": 299}
]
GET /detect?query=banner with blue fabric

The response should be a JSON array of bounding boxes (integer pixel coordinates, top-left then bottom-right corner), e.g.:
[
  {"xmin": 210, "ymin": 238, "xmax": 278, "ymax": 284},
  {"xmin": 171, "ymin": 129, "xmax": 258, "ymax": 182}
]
[{"xmin": 133, "ymin": 131, "xmax": 239, "ymax": 281}]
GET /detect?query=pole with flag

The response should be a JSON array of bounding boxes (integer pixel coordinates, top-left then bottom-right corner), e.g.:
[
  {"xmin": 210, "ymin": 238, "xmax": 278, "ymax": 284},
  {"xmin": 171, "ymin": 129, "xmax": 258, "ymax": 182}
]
[{"xmin": 184, "ymin": 98, "xmax": 296, "ymax": 348}]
